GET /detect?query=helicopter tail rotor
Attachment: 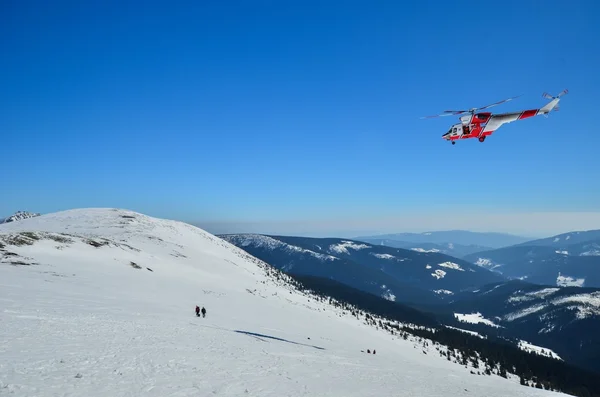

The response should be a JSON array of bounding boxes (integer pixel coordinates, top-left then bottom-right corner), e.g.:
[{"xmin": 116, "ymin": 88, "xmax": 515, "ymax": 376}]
[{"xmin": 542, "ymin": 89, "xmax": 568, "ymax": 100}]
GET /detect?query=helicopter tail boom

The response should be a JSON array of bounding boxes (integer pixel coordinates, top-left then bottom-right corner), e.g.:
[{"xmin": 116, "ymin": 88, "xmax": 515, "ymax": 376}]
[{"xmin": 540, "ymin": 89, "xmax": 568, "ymax": 114}]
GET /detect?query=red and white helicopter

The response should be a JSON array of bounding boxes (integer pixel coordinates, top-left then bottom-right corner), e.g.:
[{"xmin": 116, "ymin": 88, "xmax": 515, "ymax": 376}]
[{"xmin": 422, "ymin": 89, "xmax": 568, "ymax": 145}]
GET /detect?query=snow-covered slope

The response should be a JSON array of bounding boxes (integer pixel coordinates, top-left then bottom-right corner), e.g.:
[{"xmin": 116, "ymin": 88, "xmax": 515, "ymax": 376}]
[
  {"xmin": 0, "ymin": 209, "xmax": 555, "ymax": 397},
  {"xmin": 0, "ymin": 211, "xmax": 40, "ymax": 224}
]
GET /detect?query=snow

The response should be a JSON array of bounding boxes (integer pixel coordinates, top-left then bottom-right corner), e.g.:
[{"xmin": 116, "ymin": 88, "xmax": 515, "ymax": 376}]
[
  {"xmin": 0, "ymin": 211, "xmax": 40, "ymax": 224},
  {"xmin": 447, "ymin": 243, "xmax": 454, "ymax": 250},
  {"xmin": 437, "ymin": 261, "xmax": 465, "ymax": 272},
  {"xmin": 553, "ymin": 237, "xmax": 560, "ymax": 242},
  {"xmin": 328, "ymin": 241, "xmax": 370, "ymax": 255},
  {"xmin": 555, "ymin": 250, "xmax": 568, "ymax": 255},
  {"xmin": 556, "ymin": 273, "xmax": 585, "ymax": 287},
  {"xmin": 518, "ymin": 341, "xmax": 562, "ymax": 361},
  {"xmin": 474, "ymin": 258, "xmax": 502, "ymax": 272},
  {"xmin": 380, "ymin": 285, "xmax": 396, "ymax": 302},
  {"xmin": 431, "ymin": 269, "xmax": 446, "ymax": 279},
  {"xmin": 444, "ymin": 326, "xmax": 486, "ymax": 339},
  {"xmin": 425, "ymin": 264, "xmax": 432, "ymax": 269},
  {"xmin": 371, "ymin": 253, "xmax": 395, "ymax": 260},
  {"xmin": 551, "ymin": 292, "xmax": 600, "ymax": 319},
  {"xmin": 0, "ymin": 209, "xmax": 560, "ymax": 397},
  {"xmin": 580, "ymin": 249, "xmax": 600, "ymax": 256},
  {"xmin": 410, "ymin": 248, "xmax": 440, "ymax": 253},
  {"xmin": 481, "ymin": 284, "xmax": 503, "ymax": 295},
  {"xmin": 454, "ymin": 313, "xmax": 500, "ymax": 328},
  {"xmin": 528, "ymin": 288, "xmax": 561, "ymax": 299},
  {"xmin": 504, "ymin": 304, "xmax": 548, "ymax": 322},
  {"xmin": 220, "ymin": 234, "xmax": 338, "ymax": 265},
  {"xmin": 566, "ymin": 235, "xmax": 571, "ymax": 240},
  {"xmin": 433, "ymin": 289, "xmax": 453, "ymax": 295},
  {"xmin": 505, "ymin": 290, "xmax": 600, "ymax": 321},
  {"xmin": 508, "ymin": 288, "xmax": 560, "ymax": 303}
]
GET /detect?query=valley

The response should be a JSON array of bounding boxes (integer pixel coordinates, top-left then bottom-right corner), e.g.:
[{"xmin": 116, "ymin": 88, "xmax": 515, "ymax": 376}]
[{"xmin": 2, "ymin": 209, "xmax": 598, "ymax": 397}]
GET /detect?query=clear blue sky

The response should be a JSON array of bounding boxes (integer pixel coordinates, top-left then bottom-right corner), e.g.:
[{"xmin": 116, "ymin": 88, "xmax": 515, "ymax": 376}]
[{"xmin": 2, "ymin": 0, "xmax": 599, "ymax": 236}]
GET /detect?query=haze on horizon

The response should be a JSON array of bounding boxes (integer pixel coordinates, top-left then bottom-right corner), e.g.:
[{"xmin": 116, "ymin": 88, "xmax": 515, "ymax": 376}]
[{"xmin": 193, "ymin": 210, "xmax": 600, "ymax": 239}]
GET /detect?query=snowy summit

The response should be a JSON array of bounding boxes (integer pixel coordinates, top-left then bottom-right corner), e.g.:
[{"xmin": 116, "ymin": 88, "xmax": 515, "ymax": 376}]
[
  {"xmin": 1, "ymin": 209, "xmax": 559, "ymax": 396},
  {"xmin": 0, "ymin": 211, "xmax": 40, "ymax": 224}
]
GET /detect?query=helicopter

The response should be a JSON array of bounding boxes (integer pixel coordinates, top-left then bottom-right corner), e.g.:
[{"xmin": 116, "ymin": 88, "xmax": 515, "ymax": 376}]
[{"xmin": 421, "ymin": 89, "xmax": 568, "ymax": 144}]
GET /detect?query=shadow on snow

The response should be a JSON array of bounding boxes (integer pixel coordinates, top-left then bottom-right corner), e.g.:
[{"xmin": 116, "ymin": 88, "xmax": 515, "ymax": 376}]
[{"xmin": 234, "ymin": 330, "xmax": 325, "ymax": 350}]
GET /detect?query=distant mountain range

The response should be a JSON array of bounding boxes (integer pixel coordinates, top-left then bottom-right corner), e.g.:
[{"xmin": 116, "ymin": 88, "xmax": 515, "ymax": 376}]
[
  {"xmin": 355, "ymin": 230, "xmax": 532, "ymax": 250},
  {"xmin": 464, "ymin": 230, "xmax": 600, "ymax": 288},
  {"xmin": 356, "ymin": 238, "xmax": 492, "ymax": 259},
  {"xmin": 220, "ymin": 234, "xmax": 505, "ymax": 305}
]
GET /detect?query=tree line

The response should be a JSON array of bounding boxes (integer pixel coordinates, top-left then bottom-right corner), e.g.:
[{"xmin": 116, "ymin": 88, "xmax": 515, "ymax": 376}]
[{"xmin": 288, "ymin": 273, "xmax": 600, "ymax": 397}]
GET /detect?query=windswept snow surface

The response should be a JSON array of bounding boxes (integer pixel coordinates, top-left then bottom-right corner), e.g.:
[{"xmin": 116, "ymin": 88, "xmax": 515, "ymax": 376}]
[
  {"xmin": 371, "ymin": 253, "xmax": 395, "ymax": 260},
  {"xmin": 411, "ymin": 248, "xmax": 440, "ymax": 253},
  {"xmin": 380, "ymin": 285, "xmax": 396, "ymax": 302},
  {"xmin": 0, "ymin": 211, "xmax": 41, "ymax": 224},
  {"xmin": 580, "ymin": 249, "xmax": 600, "ymax": 256},
  {"xmin": 504, "ymin": 288, "xmax": 600, "ymax": 322},
  {"xmin": 328, "ymin": 240, "xmax": 370, "ymax": 254},
  {"xmin": 556, "ymin": 273, "xmax": 585, "ymax": 287},
  {"xmin": 518, "ymin": 341, "xmax": 562, "ymax": 361},
  {"xmin": 474, "ymin": 258, "xmax": 502, "ymax": 272},
  {"xmin": 222, "ymin": 234, "xmax": 338, "ymax": 262},
  {"xmin": 454, "ymin": 313, "xmax": 501, "ymax": 328},
  {"xmin": 437, "ymin": 261, "xmax": 465, "ymax": 272},
  {"xmin": 508, "ymin": 288, "xmax": 560, "ymax": 303},
  {"xmin": 0, "ymin": 209, "xmax": 555, "ymax": 397},
  {"xmin": 444, "ymin": 326, "xmax": 486, "ymax": 339}
]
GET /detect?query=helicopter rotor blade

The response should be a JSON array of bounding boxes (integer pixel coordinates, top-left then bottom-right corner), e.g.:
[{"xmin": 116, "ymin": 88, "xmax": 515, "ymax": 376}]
[
  {"xmin": 419, "ymin": 113, "xmax": 461, "ymax": 119},
  {"xmin": 476, "ymin": 95, "xmax": 522, "ymax": 111},
  {"xmin": 420, "ymin": 94, "xmax": 521, "ymax": 120}
]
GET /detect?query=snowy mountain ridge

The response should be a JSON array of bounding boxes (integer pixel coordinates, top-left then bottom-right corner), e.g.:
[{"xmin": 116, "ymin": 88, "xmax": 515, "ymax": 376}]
[
  {"xmin": 0, "ymin": 211, "xmax": 40, "ymax": 224},
  {"xmin": 220, "ymin": 233, "xmax": 505, "ymax": 305},
  {"xmin": 223, "ymin": 233, "xmax": 339, "ymax": 263},
  {"xmin": 2, "ymin": 208, "xmax": 567, "ymax": 397},
  {"xmin": 464, "ymin": 232, "xmax": 600, "ymax": 288},
  {"xmin": 355, "ymin": 230, "xmax": 531, "ymax": 249}
]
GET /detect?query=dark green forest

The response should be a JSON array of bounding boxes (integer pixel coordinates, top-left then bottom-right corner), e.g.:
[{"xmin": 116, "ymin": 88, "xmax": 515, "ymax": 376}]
[{"xmin": 288, "ymin": 273, "xmax": 600, "ymax": 397}]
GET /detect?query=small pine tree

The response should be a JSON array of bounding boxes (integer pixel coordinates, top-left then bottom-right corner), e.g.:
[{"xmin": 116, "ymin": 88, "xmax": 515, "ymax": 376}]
[
  {"xmin": 535, "ymin": 381, "xmax": 543, "ymax": 389},
  {"xmin": 499, "ymin": 366, "xmax": 507, "ymax": 379}
]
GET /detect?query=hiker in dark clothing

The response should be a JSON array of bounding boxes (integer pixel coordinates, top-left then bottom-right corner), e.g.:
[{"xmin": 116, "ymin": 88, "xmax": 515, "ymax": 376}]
[
  {"xmin": 201, "ymin": 307, "xmax": 206, "ymax": 318},
  {"xmin": 195, "ymin": 305, "xmax": 200, "ymax": 317}
]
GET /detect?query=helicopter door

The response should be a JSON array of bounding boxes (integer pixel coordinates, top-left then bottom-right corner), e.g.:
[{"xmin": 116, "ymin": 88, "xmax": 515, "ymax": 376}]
[{"xmin": 452, "ymin": 124, "xmax": 463, "ymax": 137}]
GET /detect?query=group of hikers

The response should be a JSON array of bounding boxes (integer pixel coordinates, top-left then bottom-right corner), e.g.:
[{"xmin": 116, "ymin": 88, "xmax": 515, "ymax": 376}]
[{"xmin": 195, "ymin": 305, "xmax": 206, "ymax": 318}]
